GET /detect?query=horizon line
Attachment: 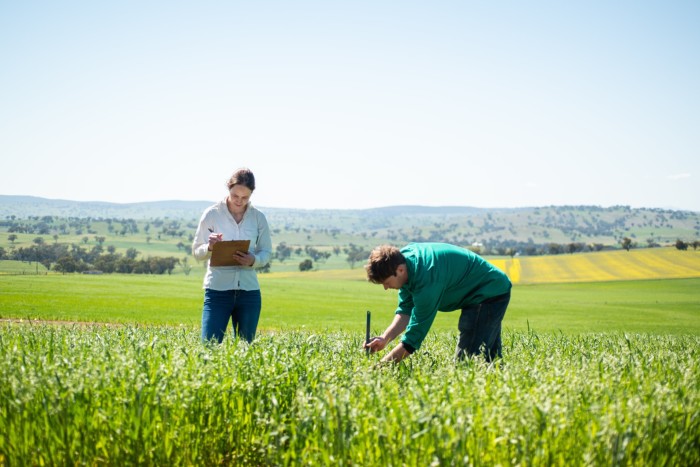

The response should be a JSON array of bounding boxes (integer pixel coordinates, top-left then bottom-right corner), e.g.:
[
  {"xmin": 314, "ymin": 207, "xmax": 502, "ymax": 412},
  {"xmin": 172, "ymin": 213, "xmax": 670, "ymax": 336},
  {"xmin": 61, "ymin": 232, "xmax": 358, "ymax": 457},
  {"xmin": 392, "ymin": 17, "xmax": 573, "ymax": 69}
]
[{"xmin": 0, "ymin": 194, "xmax": 696, "ymax": 213}]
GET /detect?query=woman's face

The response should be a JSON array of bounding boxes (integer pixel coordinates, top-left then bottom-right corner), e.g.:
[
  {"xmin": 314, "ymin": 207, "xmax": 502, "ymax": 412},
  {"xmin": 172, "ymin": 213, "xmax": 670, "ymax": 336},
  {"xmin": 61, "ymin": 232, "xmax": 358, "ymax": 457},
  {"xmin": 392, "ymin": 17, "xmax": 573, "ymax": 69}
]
[{"xmin": 228, "ymin": 185, "xmax": 252, "ymax": 215}]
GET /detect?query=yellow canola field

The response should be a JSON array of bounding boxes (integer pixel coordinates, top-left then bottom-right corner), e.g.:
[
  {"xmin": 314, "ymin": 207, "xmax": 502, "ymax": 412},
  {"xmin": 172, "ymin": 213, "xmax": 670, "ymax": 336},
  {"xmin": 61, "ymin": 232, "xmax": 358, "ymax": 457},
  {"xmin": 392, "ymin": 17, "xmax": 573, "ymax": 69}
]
[
  {"xmin": 489, "ymin": 247, "xmax": 700, "ymax": 284},
  {"xmin": 265, "ymin": 248, "xmax": 699, "ymax": 285}
]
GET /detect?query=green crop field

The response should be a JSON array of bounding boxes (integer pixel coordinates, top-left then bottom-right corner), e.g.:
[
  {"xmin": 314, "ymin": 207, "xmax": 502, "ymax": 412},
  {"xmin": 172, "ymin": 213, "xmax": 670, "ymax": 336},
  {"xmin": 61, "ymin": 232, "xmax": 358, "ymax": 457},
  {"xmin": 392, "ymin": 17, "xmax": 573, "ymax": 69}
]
[
  {"xmin": 1, "ymin": 251, "xmax": 699, "ymax": 465},
  {"xmin": 1, "ymin": 271, "xmax": 699, "ymax": 335},
  {"xmin": 1, "ymin": 326, "xmax": 698, "ymax": 465}
]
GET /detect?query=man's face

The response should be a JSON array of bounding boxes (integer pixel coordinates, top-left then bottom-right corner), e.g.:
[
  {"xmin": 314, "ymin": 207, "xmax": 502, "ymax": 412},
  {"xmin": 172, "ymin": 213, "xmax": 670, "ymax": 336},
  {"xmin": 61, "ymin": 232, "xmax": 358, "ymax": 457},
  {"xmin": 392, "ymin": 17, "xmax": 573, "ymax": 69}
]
[{"xmin": 381, "ymin": 264, "xmax": 407, "ymax": 290}]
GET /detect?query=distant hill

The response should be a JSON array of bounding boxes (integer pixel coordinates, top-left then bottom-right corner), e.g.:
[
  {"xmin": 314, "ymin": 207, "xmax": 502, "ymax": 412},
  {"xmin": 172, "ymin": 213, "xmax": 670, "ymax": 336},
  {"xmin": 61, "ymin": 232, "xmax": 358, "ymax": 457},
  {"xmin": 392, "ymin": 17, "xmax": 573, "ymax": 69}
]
[
  {"xmin": 0, "ymin": 195, "xmax": 213, "ymax": 220},
  {"xmin": 0, "ymin": 196, "xmax": 494, "ymax": 220},
  {"xmin": 1, "ymin": 195, "xmax": 698, "ymax": 248}
]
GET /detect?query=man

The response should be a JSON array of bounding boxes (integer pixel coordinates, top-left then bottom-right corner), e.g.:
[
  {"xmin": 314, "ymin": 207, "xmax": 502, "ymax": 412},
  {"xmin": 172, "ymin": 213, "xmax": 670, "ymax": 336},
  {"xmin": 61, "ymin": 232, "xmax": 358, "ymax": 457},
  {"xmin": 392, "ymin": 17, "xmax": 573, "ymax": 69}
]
[{"xmin": 364, "ymin": 243, "xmax": 512, "ymax": 363}]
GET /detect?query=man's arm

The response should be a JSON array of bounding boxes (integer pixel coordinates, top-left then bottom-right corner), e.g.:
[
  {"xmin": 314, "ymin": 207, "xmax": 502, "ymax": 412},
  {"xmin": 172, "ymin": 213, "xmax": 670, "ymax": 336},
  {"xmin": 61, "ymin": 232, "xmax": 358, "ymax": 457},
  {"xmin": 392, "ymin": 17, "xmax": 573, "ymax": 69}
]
[{"xmin": 381, "ymin": 313, "xmax": 410, "ymax": 343}]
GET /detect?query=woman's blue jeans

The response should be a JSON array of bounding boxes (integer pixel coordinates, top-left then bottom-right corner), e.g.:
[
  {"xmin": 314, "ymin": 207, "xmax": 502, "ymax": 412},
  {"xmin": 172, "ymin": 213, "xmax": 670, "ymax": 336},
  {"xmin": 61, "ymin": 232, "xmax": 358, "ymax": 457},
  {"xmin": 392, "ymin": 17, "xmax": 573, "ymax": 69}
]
[
  {"xmin": 201, "ymin": 289, "xmax": 261, "ymax": 343},
  {"xmin": 455, "ymin": 293, "xmax": 510, "ymax": 362}
]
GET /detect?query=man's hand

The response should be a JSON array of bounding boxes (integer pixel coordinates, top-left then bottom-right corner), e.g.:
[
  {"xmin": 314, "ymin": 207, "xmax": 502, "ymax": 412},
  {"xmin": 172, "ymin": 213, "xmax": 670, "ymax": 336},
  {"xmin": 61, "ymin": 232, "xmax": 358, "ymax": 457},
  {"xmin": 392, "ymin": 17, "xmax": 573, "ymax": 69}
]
[
  {"xmin": 364, "ymin": 336, "xmax": 387, "ymax": 353},
  {"xmin": 380, "ymin": 343, "xmax": 411, "ymax": 363},
  {"xmin": 363, "ymin": 314, "xmax": 410, "ymax": 358}
]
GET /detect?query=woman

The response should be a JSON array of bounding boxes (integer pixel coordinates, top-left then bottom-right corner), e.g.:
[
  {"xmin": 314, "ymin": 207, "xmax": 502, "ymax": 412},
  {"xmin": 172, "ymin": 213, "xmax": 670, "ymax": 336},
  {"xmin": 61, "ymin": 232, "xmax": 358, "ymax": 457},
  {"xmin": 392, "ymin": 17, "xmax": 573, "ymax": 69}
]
[{"xmin": 192, "ymin": 168, "xmax": 272, "ymax": 343}]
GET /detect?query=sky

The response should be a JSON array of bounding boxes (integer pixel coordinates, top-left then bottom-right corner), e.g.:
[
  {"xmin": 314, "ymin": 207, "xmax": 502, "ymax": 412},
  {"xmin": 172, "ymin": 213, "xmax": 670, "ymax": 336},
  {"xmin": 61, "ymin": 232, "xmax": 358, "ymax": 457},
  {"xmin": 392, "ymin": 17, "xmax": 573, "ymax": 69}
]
[{"xmin": 1, "ymin": 1, "xmax": 699, "ymax": 211}]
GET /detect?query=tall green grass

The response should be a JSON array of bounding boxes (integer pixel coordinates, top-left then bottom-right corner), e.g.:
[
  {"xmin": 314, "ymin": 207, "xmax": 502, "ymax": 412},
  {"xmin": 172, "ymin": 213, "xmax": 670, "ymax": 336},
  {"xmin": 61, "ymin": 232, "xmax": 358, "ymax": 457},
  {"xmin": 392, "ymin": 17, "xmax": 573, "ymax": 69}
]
[{"xmin": 1, "ymin": 325, "xmax": 697, "ymax": 465}]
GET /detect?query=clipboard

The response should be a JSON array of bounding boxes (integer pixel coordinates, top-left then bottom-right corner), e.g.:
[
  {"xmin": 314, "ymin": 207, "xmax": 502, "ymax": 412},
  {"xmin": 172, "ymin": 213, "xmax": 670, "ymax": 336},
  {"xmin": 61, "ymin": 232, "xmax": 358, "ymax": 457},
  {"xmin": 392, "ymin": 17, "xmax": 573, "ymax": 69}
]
[{"xmin": 209, "ymin": 240, "xmax": 251, "ymax": 266}]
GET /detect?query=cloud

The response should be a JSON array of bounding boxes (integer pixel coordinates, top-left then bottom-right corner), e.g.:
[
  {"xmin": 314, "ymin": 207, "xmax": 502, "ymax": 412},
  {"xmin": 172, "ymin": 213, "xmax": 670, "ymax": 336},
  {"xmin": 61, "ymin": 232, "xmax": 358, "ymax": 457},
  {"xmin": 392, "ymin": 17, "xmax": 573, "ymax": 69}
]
[{"xmin": 666, "ymin": 173, "xmax": 691, "ymax": 180}]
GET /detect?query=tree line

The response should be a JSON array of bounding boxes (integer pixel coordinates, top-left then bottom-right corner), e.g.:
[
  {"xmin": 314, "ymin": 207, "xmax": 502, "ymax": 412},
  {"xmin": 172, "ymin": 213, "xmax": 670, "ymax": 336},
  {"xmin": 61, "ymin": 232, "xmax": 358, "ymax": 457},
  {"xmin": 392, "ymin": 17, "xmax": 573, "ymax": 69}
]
[
  {"xmin": 0, "ymin": 242, "xmax": 180, "ymax": 275},
  {"xmin": 2, "ymin": 213, "xmax": 698, "ymax": 274}
]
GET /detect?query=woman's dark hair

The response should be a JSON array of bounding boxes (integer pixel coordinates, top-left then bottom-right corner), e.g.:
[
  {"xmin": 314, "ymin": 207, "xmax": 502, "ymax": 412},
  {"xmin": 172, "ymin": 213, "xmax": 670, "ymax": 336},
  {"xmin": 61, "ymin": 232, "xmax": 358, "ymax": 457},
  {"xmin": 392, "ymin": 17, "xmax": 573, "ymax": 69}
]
[
  {"xmin": 365, "ymin": 245, "xmax": 406, "ymax": 284},
  {"xmin": 227, "ymin": 168, "xmax": 256, "ymax": 192}
]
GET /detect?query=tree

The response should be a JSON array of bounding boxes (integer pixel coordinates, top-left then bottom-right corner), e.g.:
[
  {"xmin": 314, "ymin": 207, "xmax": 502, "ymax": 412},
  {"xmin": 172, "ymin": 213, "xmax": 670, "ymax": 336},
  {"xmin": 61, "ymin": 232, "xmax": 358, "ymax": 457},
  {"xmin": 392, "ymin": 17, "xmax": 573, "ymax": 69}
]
[
  {"xmin": 8, "ymin": 234, "xmax": 17, "ymax": 244},
  {"xmin": 675, "ymin": 239, "xmax": 688, "ymax": 251},
  {"xmin": 305, "ymin": 246, "xmax": 331, "ymax": 263},
  {"xmin": 181, "ymin": 256, "xmax": 193, "ymax": 276},
  {"xmin": 93, "ymin": 254, "xmax": 119, "ymax": 273},
  {"xmin": 345, "ymin": 244, "xmax": 369, "ymax": 269},
  {"xmin": 547, "ymin": 243, "xmax": 563, "ymax": 255},
  {"xmin": 276, "ymin": 242, "xmax": 292, "ymax": 262},
  {"xmin": 54, "ymin": 256, "xmax": 83, "ymax": 273},
  {"xmin": 621, "ymin": 237, "xmax": 633, "ymax": 251},
  {"xmin": 299, "ymin": 259, "xmax": 313, "ymax": 271}
]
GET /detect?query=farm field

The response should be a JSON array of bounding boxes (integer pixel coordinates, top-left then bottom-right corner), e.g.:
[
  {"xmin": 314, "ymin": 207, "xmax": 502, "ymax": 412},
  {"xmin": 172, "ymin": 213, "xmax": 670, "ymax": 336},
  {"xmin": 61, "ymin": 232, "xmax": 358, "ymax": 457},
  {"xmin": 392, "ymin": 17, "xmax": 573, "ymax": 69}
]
[
  {"xmin": 0, "ymin": 259, "xmax": 48, "ymax": 275},
  {"xmin": 3, "ymin": 244, "xmax": 698, "ymax": 279},
  {"xmin": 1, "ymin": 271, "xmax": 699, "ymax": 335},
  {"xmin": 1, "ymin": 326, "xmax": 698, "ymax": 465},
  {"xmin": 489, "ymin": 247, "xmax": 700, "ymax": 284},
  {"xmin": 1, "ymin": 248, "xmax": 699, "ymax": 465}
]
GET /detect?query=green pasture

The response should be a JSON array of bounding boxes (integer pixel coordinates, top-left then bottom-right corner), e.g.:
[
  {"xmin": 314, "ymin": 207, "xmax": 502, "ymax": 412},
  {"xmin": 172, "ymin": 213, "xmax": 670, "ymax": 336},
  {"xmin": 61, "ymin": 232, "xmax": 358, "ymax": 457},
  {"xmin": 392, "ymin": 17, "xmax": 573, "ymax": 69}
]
[
  {"xmin": 1, "ymin": 271, "xmax": 698, "ymax": 336},
  {"xmin": 0, "ymin": 260, "xmax": 48, "ymax": 275}
]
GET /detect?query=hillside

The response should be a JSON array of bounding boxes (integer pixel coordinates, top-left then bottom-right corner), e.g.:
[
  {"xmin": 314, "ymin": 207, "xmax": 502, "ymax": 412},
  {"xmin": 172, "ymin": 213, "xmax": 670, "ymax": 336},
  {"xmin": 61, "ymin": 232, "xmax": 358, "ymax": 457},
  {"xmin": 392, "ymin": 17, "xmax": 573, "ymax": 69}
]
[
  {"xmin": 1, "ymin": 195, "xmax": 699, "ymax": 250},
  {"xmin": 0, "ymin": 195, "xmax": 211, "ymax": 220}
]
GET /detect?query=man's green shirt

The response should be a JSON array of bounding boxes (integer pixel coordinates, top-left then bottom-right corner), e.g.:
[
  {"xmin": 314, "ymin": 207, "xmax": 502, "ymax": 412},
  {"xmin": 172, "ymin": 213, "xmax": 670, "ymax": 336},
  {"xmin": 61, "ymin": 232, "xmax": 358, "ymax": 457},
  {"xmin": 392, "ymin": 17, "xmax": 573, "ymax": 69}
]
[{"xmin": 397, "ymin": 242, "xmax": 512, "ymax": 351}]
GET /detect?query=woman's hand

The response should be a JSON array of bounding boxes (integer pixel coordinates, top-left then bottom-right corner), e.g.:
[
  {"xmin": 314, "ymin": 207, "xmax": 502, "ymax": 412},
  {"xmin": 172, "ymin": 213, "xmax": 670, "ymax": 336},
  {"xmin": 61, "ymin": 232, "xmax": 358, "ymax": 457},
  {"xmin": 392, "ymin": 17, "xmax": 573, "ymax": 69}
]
[
  {"xmin": 231, "ymin": 251, "xmax": 255, "ymax": 267},
  {"xmin": 207, "ymin": 232, "xmax": 223, "ymax": 251}
]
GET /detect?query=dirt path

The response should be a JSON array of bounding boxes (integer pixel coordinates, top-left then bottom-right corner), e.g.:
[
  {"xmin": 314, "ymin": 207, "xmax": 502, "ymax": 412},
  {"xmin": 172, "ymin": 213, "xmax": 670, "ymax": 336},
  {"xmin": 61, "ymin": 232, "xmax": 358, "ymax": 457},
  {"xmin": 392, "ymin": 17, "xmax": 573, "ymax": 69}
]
[{"xmin": 1, "ymin": 318, "xmax": 128, "ymax": 327}]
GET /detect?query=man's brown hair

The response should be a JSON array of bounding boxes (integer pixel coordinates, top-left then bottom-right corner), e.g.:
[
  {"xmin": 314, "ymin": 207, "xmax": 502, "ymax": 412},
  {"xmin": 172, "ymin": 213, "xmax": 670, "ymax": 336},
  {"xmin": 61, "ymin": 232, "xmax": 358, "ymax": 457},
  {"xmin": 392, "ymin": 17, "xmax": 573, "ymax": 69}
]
[{"xmin": 365, "ymin": 245, "xmax": 406, "ymax": 284}]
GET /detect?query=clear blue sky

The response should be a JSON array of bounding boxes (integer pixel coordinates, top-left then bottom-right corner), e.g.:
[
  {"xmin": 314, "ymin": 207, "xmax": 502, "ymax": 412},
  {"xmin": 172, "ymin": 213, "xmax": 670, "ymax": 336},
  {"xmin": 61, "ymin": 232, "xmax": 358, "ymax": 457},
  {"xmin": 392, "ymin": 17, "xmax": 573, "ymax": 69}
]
[{"xmin": 1, "ymin": 1, "xmax": 698, "ymax": 211}]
